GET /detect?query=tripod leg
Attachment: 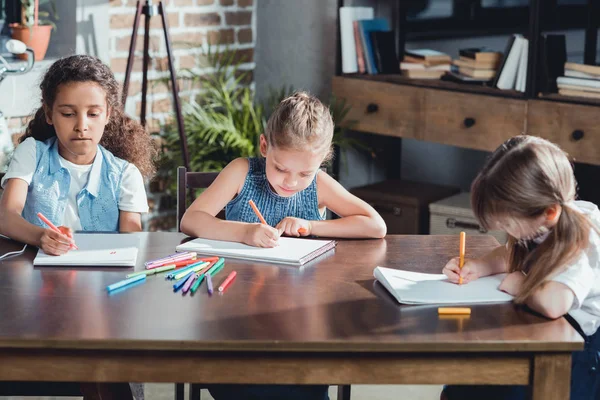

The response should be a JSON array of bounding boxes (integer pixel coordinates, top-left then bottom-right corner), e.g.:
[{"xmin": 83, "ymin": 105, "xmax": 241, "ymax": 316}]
[
  {"xmin": 158, "ymin": 1, "xmax": 191, "ymax": 172},
  {"xmin": 122, "ymin": 1, "xmax": 143, "ymax": 109},
  {"xmin": 140, "ymin": 2, "xmax": 152, "ymax": 127}
]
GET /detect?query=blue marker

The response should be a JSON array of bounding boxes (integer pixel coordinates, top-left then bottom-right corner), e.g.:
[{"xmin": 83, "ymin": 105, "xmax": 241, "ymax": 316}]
[
  {"xmin": 173, "ymin": 270, "xmax": 195, "ymax": 292},
  {"xmin": 107, "ymin": 274, "xmax": 146, "ymax": 292}
]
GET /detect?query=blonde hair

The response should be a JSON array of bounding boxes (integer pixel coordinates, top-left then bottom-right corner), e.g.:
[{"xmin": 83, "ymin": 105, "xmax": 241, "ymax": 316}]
[
  {"xmin": 471, "ymin": 135, "xmax": 591, "ymax": 302},
  {"xmin": 265, "ymin": 91, "xmax": 334, "ymax": 161}
]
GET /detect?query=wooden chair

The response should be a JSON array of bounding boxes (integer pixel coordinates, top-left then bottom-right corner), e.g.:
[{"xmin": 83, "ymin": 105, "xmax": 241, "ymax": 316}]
[{"xmin": 176, "ymin": 166, "xmax": 221, "ymax": 232}]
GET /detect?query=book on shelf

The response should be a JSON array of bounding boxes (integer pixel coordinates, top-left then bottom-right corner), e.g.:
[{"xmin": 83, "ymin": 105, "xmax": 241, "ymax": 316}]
[
  {"xmin": 458, "ymin": 66, "xmax": 496, "ymax": 79},
  {"xmin": 370, "ymin": 30, "xmax": 400, "ymax": 74},
  {"xmin": 339, "ymin": 7, "xmax": 374, "ymax": 74},
  {"xmin": 443, "ymin": 71, "xmax": 492, "ymax": 84},
  {"xmin": 558, "ymin": 83, "xmax": 600, "ymax": 93},
  {"xmin": 402, "ymin": 69, "xmax": 446, "ymax": 79},
  {"xmin": 558, "ymin": 89, "xmax": 600, "ymax": 99},
  {"xmin": 458, "ymin": 47, "xmax": 502, "ymax": 63},
  {"xmin": 564, "ymin": 62, "xmax": 600, "ymax": 76},
  {"xmin": 400, "ymin": 62, "xmax": 451, "ymax": 71},
  {"xmin": 404, "ymin": 49, "xmax": 452, "ymax": 66},
  {"xmin": 557, "ymin": 76, "xmax": 600, "ymax": 89},
  {"xmin": 538, "ymin": 34, "xmax": 566, "ymax": 93},
  {"xmin": 454, "ymin": 57, "xmax": 500, "ymax": 70},
  {"xmin": 565, "ymin": 69, "xmax": 600, "ymax": 79},
  {"xmin": 352, "ymin": 21, "xmax": 366, "ymax": 74},
  {"xmin": 515, "ymin": 38, "xmax": 529, "ymax": 92},
  {"xmin": 357, "ymin": 18, "xmax": 390, "ymax": 74}
]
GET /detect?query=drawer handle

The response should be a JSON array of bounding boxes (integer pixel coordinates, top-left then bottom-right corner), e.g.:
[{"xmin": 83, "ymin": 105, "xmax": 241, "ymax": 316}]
[
  {"xmin": 571, "ymin": 130, "xmax": 584, "ymax": 141},
  {"xmin": 366, "ymin": 103, "xmax": 379, "ymax": 114},
  {"xmin": 446, "ymin": 218, "xmax": 487, "ymax": 233},
  {"xmin": 463, "ymin": 117, "xmax": 476, "ymax": 128}
]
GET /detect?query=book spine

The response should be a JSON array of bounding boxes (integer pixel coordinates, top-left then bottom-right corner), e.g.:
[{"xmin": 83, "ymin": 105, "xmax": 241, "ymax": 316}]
[{"xmin": 353, "ymin": 20, "xmax": 366, "ymax": 74}]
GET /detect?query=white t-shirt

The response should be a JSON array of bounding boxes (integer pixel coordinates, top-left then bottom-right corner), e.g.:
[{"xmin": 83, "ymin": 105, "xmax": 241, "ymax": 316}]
[
  {"xmin": 0, "ymin": 137, "xmax": 149, "ymax": 230},
  {"xmin": 550, "ymin": 200, "xmax": 600, "ymax": 335}
]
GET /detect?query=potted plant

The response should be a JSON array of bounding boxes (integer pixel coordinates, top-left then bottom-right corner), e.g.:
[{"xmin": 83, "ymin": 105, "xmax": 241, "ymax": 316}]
[{"xmin": 10, "ymin": 0, "xmax": 56, "ymax": 61}]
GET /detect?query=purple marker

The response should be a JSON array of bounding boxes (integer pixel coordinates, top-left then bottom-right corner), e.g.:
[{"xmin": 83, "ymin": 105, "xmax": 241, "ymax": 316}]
[
  {"xmin": 206, "ymin": 273, "xmax": 213, "ymax": 295},
  {"xmin": 182, "ymin": 274, "xmax": 198, "ymax": 294}
]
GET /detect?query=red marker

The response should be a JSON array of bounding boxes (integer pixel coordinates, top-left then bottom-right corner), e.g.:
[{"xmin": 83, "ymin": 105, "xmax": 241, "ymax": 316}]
[
  {"xmin": 218, "ymin": 271, "xmax": 237, "ymax": 292},
  {"xmin": 37, "ymin": 212, "xmax": 78, "ymax": 250}
]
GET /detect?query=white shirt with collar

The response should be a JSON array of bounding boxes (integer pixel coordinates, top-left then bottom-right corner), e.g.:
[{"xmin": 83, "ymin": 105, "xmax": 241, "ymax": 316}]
[
  {"xmin": 1, "ymin": 137, "xmax": 148, "ymax": 231},
  {"xmin": 551, "ymin": 200, "xmax": 600, "ymax": 336}
]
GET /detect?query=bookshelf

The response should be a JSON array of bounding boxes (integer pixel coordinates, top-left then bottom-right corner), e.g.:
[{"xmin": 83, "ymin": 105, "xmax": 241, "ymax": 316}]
[{"xmin": 332, "ymin": 0, "xmax": 600, "ymax": 167}]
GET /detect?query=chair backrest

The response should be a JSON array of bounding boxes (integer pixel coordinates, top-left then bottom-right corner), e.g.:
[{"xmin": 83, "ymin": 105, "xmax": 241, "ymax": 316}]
[{"xmin": 176, "ymin": 166, "xmax": 221, "ymax": 232}]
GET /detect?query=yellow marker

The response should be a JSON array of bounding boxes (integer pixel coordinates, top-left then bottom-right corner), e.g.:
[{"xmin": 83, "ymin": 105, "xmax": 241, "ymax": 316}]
[
  {"xmin": 458, "ymin": 231, "xmax": 466, "ymax": 285},
  {"xmin": 438, "ymin": 307, "xmax": 471, "ymax": 315}
]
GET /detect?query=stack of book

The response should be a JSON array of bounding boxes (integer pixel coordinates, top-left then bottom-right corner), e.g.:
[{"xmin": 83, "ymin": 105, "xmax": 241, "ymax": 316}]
[
  {"xmin": 400, "ymin": 49, "xmax": 452, "ymax": 79},
  {"xmin": 556, "ymin": 62, "xmax": 600, "ymax": 100},
  {"xmin": 451, "ymin": 48, "xmax": 502, "ymax": 82}
]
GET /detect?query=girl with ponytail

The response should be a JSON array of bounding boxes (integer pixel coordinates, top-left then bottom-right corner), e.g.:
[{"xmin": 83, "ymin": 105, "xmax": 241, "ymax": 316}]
[
  {"xmin": 442, "ymin": 135, "xmax": 600, "ymax": 400},
  {"xmin": 0, "ymin": 55, "xmax": 156, "ymax": 256}
]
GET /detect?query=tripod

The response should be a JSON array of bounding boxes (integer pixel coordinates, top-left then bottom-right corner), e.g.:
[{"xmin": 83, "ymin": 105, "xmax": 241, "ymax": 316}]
[{"xmin": 122, "ymin": 0, "xmax": 190, "ymax": 171}]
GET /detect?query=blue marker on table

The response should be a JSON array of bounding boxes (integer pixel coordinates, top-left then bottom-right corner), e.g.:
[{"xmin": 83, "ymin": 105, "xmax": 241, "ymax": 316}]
[
  {"xmin": 173, "ymin": 271, "xmax": 195, "ymax": 292},
  {"xmin": 107, "ymin": 274, "xmax": 146, "ymax": 292}
]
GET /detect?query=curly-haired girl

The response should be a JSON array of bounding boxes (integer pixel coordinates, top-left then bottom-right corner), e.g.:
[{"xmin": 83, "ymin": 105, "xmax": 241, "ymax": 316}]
[{"xmin": 0, "ymin": 55, "xmax": 156, "ymax": 255}]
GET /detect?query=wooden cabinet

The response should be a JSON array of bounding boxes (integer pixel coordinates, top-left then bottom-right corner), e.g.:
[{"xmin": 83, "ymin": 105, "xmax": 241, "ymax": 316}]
[
  {"xmin": 350, "ymin": 180, "xmax": 459, "ymax": 234},
  {"xmin": 527, "ymin": 100, "xmax": 600, "ymax": 165},
  {"xmin": 423, "ymin": 90, "xmax": 526, "ymax": 152},
  {"xmin": 331, "ymin": 76, "xmax": 424, "ymax": 140},
  {"xmin": 332, "ymin": 76, "xmax": 600, "ymax": 166}
]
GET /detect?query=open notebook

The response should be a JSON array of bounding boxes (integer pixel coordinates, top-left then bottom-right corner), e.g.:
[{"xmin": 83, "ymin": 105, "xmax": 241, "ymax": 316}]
[
  {"xmin": 374, "ymin": 266, "xmax": 513, "ymax": 305},
  {"xmin": 34, "ymin": 234, "xmax": 139, "ymax": 267},
  {"xmin": 176, "ymin": 237, "xmax": 336, "ymax": 266}
]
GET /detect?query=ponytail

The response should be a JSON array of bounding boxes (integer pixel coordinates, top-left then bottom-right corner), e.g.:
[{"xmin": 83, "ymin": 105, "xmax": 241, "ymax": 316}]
[{"xmin": 511, "ymin": 204, "xmax": 591, "ymax": 303}]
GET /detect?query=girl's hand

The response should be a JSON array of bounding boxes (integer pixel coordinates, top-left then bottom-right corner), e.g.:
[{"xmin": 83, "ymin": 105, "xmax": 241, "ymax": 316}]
[
  {"xmin": 39, "ymin": 227, "xmax": 74, "ymax": 256},
  {"xmin": 499, "ymin": 271, "xmax": 526, "ymax": 296},
  {"xmin": 443, "ymin": 257, "xmax": 482, "ymax": 284},
  {"xmin": 275, "ymin": 217, "xmax": 312, "ymax": 237},
  {"xmin": 243, "ymin": 223, "xmax": 282, "ymax": 248}
]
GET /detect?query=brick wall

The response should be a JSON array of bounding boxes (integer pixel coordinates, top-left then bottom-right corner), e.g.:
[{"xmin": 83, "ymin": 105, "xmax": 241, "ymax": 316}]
[{"xmin": 109, "ymin": 0, "xmax": 256, "ymax": 135}]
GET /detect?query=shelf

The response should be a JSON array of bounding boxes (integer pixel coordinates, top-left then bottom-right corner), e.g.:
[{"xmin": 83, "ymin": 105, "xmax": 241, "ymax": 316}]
[
  {"xmin": 339, "ymin": 74, "xmax": 525, "ymax": 99},
  {"xmin": 537, "ymin": 93, "xmax": 600, "ymax": 107}
]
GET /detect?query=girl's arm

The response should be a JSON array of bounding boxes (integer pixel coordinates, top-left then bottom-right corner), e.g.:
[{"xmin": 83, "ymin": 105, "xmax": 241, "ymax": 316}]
[
  {"xmin": 0, "ymin": 179, "xmax": 72, "ymax": 254},
  {"xmin": 119, "ymin": 211, "xmax": 142, "ymax": 232},
  {"xmin": 310, "ymin": 172, "xmax": 386, "ymax": 239},
  {"xmin": 180, "ymin": 158, "xmax": 281, "ymax": 247},
  {"xmin": 526, "ymin": 282, "xmax": 575, "ymax": 319}
]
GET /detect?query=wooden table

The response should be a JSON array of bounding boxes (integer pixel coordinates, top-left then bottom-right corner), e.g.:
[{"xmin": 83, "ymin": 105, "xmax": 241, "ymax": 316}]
[{"xmin": 0, "ymin": 233, "xmax": 583, "ymax": 400}]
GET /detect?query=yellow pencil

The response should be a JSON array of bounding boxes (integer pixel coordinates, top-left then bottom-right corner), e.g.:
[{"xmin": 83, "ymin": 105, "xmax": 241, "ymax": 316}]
[
  {"xmin": 438, "ymin": 307, "xmax": 471, "ymax": 315},
  {"xmin": 458, "ymin": 231, "xmax": 466, "ymax": 285}
]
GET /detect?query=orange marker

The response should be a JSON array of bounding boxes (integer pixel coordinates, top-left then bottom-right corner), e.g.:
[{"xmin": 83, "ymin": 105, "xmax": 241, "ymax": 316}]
[
  {"xmin": 248, "ymin": 199, "xmax": 268, "ymax": 225},
  {"xmin": 438, "ymin": 307, "xmax": 471, "ymax": 315},
  {"xmin": 37, "ymin": 212, "xmax": 78, "ymax": 250},
  {"xmin": 458, "ymin": 231, "xmax": 466, "ymax": 285},
  {"xmin": 298, "ymin": 227, "xmax": 307, "ymax": 234}
]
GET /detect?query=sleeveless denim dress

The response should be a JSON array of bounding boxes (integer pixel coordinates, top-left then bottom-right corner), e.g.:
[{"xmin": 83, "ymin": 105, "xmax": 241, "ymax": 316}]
[{"xmin": 225, "ymin": 157, "xmax": 324, "ymax": 225}]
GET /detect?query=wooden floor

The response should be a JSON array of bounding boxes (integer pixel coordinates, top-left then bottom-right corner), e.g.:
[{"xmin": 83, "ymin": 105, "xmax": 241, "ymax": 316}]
[{"xmin": 0, "ymin": 384, "xmax": 444, "ymax": 400}]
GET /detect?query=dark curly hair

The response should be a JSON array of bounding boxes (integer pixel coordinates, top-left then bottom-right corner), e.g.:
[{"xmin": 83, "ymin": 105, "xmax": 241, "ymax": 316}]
[{"xmin": 20, "ymin": 55, "xmax": 156, "ymax": 178}]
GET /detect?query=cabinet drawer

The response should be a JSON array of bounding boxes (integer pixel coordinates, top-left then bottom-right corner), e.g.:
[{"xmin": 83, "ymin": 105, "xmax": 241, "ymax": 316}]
[
  {"xmin": 368, "ymin": 201, "xmax": 420, "ymax": 234},
  {"xmin": 527, "ymin": 100, "xmax": 600, "ymax": 165},
  {"xmin": 331, "ymin": 76, "xmax": 424, "ymax": 140},
  {"xmin": 423, "ymin": 90, "xmax": 526, "ymax": 152}
]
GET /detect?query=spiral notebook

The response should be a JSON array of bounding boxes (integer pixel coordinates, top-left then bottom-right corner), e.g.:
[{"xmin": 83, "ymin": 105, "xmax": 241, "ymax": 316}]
[
  {"xmin": 33, "ymin": 234, "xmax": 139, "ymax": 267},
  {"xmin": 176, "ymin": 237, "xmax": 337, "ymax": 266},
  {"xmin": 374, "ymin": 266, "xmax": 513, "ymax": 305}
]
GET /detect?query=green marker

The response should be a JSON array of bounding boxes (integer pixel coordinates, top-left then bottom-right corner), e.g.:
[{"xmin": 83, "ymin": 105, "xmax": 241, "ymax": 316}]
[
  {"xmin": 190, "ymin": 273, "xmax": 206, "ymax": 294},
  {"xmin": 208, "ymin": 258, "xmax": 225, "ymax": 276},
  {"xmin": 126, "ymin": 264, "xmax": 176, "ymax": 279}
]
